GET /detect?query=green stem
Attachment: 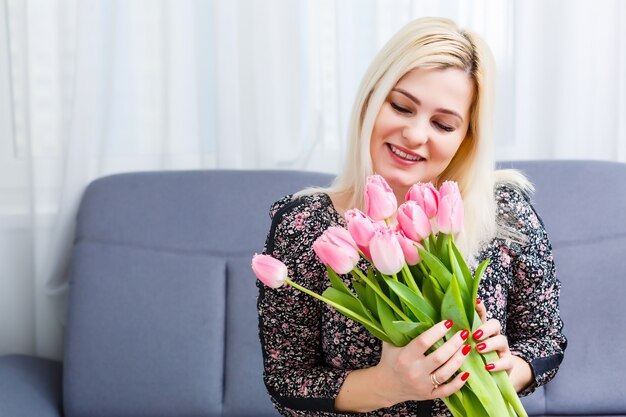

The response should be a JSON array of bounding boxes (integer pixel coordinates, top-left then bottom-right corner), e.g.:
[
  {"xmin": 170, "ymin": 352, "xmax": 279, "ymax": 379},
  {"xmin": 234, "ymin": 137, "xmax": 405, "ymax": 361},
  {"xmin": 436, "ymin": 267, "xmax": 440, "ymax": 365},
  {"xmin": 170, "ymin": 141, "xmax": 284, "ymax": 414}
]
[
  {"xmin": 401, "ymin": 263, "xmax": 420, "ymax": 294},
  {"xmin": 352, "ymin": 269, "xmax": 411, "ymax": 321},
  {"xmin": 285, "ymin": 279, "xmax": 386, "ymax": 334},
  {"xmin": 418, "ymin": 262, "xmax": 429, "ymax": 277}
]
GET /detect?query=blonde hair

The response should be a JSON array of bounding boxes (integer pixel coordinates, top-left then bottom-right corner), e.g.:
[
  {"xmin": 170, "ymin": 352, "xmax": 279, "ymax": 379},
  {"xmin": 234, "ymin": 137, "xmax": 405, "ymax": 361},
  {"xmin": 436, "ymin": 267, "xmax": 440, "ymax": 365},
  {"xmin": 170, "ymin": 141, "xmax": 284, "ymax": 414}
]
[{"xmin": 296, "ymin": 17, "xmax": 530, "ymax": 261}]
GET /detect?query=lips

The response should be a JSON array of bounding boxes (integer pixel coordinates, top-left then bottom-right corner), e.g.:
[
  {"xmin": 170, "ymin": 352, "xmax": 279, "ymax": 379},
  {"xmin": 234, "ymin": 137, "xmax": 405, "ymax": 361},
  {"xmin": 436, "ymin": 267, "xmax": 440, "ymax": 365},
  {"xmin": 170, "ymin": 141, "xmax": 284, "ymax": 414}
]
[{"xmin": 387, "ymin": 143, "xmax": 425, "ymax": 162}]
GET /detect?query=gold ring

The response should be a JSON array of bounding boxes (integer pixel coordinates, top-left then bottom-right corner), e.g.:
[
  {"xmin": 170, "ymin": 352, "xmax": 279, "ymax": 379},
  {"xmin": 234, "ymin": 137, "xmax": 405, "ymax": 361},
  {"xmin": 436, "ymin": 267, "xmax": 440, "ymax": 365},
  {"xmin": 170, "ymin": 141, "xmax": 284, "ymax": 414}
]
[{"xmin": 430, "ymin": 373, "xmax": 442, "ymax": 388}]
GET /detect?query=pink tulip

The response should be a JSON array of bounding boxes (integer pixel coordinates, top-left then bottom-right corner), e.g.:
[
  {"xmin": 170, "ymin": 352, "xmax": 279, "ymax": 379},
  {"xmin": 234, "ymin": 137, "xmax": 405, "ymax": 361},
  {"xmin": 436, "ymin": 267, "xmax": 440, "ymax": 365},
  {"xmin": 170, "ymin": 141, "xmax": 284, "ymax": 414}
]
[
  {"xmin": 396, "ymin": 201, "xmax": 432, "ymax": 242},
  {"xmin": 252, "ymin": 254, "xmax": 289, "ymax": 289},
  {"xmin": 405, "ymin": 182, "xmax": 440, "ymax": 218},
  {"xmin": 365, "ymin": 175, "xmax": 397, "ymax": 221},
  {"xmin": 395, "ymin": 230, "xmax": 422, "ymax": 266},
  {"xmin": 345, "ymin": 208, "xmax": 378, "ymax": 247},
  {"xmin": 436, "ymin": 181, "xmax": 464, "ymax": 234},
  {"xmin": 313, "ymin": 226, "xmax": 360, "ymax": 274},
  {"xmin": 369, "ymin": 227, "xmax": 405, "ymax": 275}
]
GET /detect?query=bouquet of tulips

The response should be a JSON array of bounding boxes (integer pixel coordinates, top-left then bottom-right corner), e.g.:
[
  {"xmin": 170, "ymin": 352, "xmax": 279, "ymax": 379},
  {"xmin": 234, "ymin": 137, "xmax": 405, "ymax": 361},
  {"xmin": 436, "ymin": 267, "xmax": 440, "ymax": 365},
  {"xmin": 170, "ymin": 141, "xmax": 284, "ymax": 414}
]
[{"xmin": 253, "ymin": 175, "xmax": 528, "ymax": 417}]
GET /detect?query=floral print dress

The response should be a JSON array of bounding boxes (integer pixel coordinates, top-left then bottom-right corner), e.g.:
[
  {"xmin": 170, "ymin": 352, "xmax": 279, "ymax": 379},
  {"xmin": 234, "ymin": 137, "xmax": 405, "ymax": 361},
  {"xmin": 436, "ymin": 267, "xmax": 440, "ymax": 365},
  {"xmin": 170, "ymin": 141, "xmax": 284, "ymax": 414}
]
[{"xmin": 257, "ymin": 184, "xmax": 567, "ymax": 417}]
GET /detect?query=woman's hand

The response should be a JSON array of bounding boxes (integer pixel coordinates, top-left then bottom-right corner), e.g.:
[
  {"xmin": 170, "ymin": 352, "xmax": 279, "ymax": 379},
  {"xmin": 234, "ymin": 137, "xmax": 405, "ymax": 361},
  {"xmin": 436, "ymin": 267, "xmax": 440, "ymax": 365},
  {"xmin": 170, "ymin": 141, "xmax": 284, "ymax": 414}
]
[
  {"xmin": 472, "ymin": 300, "xmax": 534, "ymax": 392},
  {"xmin": 373, "ymin": 319, "xmax": 472, "ymax": 405}
]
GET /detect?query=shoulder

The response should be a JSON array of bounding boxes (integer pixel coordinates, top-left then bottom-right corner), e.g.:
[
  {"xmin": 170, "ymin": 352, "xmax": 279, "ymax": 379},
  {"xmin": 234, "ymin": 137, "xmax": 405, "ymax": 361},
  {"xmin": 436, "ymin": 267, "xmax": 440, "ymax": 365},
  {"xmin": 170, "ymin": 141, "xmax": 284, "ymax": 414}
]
[
  {"xmin": 269, "ymin": 192, "xmax": 336, "ymax": 224},
  {"xmin": 493, "ymin": 182, "xmax": 546, "ymax": 249},
  {"xmin": 267, "ymin": 193, "xmax": 340, "ymax": 253}
]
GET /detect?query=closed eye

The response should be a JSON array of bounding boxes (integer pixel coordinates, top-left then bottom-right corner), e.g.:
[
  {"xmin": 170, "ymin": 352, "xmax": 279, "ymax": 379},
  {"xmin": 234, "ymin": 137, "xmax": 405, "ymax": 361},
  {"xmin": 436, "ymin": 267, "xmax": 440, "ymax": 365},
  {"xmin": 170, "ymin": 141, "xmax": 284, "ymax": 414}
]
[
  {"xmin": 390, "ymin": 102, "xmax": 411, "ymax": 114},
  {"xmin": 433, "ymin": 121, "xmax": 454, "ymax": 132}
]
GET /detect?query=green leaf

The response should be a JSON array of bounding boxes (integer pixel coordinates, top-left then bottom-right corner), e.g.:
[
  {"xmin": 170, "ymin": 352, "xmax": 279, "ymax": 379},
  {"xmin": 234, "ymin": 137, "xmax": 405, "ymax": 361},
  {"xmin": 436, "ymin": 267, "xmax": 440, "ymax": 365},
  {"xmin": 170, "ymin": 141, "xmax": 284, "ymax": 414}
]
[
  {"xmin": 352, "ymin": 279, "xmax": 377, "ymax": 320},
  {"xmin": 322, "ymin": 287, "xmax": 374, "ymax": 323},
  {"xmin": 327, "ymin": 265, "xmax": 353, "ymax": 295},
  {"xmin": 460, "ymin": 351, "xmax": 512, "ymax": 416},
  {"xmin": 391, "ymin": 320, "xmax": 431, "ymax": 340},
  {"xmin": 321, "ymin": 287, "xmax": 391, "ymax": 343},
  {"xmin": 442, "ymin": 391, "xmax": 465, "ymax": 417},
  {"xmin": 438, "ymin": 233, "xmax": 452, "ymax": 270},
  {"xmin": 384, "ymin": 278, "xmax": 436, "ymax": 325},
  {"xmin": 418, "ymin": 247, "xmax": 453, "ymax": 290},
  {"xmin": 471, "ymin": 258, "xmax": 490, "ymax": 320},
  {"xmin": 460, "ymin": 384, "xmax": 490, "ymax": 416},
  {"xmin": 441, "ymin": 275, "xmax": 470, "ymax": 331},
  {"xmin": 483, "ymin": 350, "xmax": 529, "ymax": 417},
  {"xmin": 422, "ymin": 276, "xmax": 443, "ymax": 322},
  {"xmin": 451, "ymin": 241, "xmax": 473, "ymax": 292},
  {"xmin": 376, "ymin": 295, "xmax": 408, "ymax": 346}
]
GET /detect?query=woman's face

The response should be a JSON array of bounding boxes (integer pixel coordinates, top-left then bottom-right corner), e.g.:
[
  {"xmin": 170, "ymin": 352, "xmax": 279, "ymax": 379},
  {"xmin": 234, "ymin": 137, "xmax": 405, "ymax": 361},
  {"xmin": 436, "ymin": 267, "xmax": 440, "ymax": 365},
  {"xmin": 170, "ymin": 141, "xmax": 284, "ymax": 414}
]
[{"xmin": 370, "ymin": 67, "xmax": 474, "ymax": 198}]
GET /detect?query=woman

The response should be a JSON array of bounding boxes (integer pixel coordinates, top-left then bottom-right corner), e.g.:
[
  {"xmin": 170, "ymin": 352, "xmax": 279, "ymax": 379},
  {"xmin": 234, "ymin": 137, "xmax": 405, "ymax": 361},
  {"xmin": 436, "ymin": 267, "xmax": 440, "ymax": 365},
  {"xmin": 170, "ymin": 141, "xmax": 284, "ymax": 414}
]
[{"xmin": 257, "ymin": 17, "xmax": 567, "ymax": 416}]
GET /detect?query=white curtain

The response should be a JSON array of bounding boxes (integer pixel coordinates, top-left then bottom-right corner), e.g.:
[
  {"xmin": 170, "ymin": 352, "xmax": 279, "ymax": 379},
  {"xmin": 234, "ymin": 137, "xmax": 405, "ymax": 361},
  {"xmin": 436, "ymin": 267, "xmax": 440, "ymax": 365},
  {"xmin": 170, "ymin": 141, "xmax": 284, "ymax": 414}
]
[{"xmin": 1, "ymin": 0, "xmax": 624, "ymax": 360}]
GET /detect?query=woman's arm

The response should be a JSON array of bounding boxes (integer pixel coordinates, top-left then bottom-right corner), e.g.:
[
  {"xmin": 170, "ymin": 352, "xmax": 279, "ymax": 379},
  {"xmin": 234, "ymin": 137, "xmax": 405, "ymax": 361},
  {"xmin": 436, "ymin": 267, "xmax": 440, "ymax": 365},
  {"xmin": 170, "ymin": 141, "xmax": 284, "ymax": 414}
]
[
  {"xmin": 257, "ymin": 197, "xmax": 350, "ymax": 414},
  {"xmin": 503, "ymin": 187, "xmax": 568, "ymax": 395}
]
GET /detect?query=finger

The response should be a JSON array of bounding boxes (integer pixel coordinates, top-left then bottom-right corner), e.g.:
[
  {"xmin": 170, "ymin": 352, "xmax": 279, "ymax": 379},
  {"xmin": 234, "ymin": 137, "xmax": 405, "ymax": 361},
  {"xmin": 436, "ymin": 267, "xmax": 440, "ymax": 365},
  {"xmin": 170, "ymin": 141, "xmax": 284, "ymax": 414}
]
[
  {"xmin": 471, "ymin": 318, "xmax": 501, "ymax": 341},
  {"xmin": 407, "ymin": 319, "xmax": 456, "ymax": 356},
  {"xmin": 475, "ymin": 334, "xmax": 510, "ymax": 357},
  {"xmin": 475, "ymin": 298, "xmax": 487, "ymax": 323},
  {"xmin": 430, "ymin": 343, "xmax": 472, "ymax": 384},
  {"xmin": 484, "ymin": 354, "xmax": 514, "ymax": 374},
  {"xmin": 431, "ymin": 371, "xmax": 470, "ymax": 399},
  {"xmin": 424, "ymin": 329, "xmax": 470, "ymax": 373}
]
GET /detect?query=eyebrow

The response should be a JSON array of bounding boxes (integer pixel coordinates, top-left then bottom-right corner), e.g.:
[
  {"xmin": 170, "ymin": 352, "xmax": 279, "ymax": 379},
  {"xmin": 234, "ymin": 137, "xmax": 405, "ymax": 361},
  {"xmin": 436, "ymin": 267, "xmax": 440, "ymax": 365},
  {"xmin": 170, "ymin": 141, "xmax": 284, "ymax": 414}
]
[{"xmin": 392, "ymin": 88, "xmax": 464, "ymax": 122}]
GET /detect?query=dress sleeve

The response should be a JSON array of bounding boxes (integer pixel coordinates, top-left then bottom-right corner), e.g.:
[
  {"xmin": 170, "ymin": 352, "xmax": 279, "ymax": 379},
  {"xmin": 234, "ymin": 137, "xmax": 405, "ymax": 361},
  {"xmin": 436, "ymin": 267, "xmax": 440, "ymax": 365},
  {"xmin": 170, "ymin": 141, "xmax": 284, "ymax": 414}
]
[
  {"xmin": 503, "ymin": 188, "xmax": 568, "ymax": 396},
  {"xmin": 257, "ymin": 197, "xmax": 351, "ymax": 415}
]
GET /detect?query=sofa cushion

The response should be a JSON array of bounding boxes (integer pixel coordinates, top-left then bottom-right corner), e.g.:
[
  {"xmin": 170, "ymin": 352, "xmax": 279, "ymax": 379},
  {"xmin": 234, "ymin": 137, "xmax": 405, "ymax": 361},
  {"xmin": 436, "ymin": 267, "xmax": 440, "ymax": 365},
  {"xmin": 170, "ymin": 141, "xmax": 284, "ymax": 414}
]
[
  {"xmin": 545, "ymin": 237, "xmax": 626, "ymax": 415},
  {"xmin": 223, "ymin": 255, "xmax": 280, "ymax": 417},
  {"xmin": 64, "ymin": 241, "xmax": 226, "ymax": 417},
  {"xmin": 0, "ymin": 355, "xmax": 63, "ymax": 417}
]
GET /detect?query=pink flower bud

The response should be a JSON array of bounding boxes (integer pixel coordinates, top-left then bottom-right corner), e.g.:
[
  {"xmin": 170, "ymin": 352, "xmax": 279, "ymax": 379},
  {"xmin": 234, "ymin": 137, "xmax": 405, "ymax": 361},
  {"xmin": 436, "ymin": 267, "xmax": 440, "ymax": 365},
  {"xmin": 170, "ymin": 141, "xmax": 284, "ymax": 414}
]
[
  {"xmin": 436, "ymin": 181, "xmax": 464, "ymax": 234},
  {"xmin": 397, "ymin": 201, "xmax": 432, "ymax": 242},
  {"xmin": 345, "ymin": 208, "xmax": 378, "ymax": 247},
  {"xmin": 251, "ymin": 254, "xmax": 289, "ymax": 288},
  {"xmin": 365, "ymin": 175, "xmax": 398, "ymax": 221},
  {"xmin": 369, "ymin": 227, "xmax": 405, "ymax": 275},
  {"xmin": 313, "ymin": 226, "xmax": 360, "ymax": 275},
  {"xmin": 405, "ymin": 182, "xmax": 440, "ymax": 218},
  {"xmin": 395, "ymin": 230, "xmax": 422, "ymax": 266}
]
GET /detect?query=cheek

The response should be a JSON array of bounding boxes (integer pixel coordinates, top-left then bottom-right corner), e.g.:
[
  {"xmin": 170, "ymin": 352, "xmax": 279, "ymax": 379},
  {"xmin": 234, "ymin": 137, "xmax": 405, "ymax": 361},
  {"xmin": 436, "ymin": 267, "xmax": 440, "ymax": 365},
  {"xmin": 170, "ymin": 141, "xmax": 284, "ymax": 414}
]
[{"xmin": 432, "ymin": 136, "xmax": 465, "ymax": 162}]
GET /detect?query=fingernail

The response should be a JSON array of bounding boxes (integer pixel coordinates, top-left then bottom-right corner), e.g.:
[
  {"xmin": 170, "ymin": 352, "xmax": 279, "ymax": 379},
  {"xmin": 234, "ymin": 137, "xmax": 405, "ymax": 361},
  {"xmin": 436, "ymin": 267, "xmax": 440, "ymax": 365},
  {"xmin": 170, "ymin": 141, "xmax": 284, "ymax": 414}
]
[
  {"xmin": 485, "ymin": 363, "xmax": 495, "ymax": 371},
  {"xmin": 460, "ymin": 330, "xmax": 469, "ymax": 340},
  {"xmin": 476, "ymin": 343, "xmax": 486, "ymax": 352},
  {"xmin": 461, "ymin": 372, "xmax": 470, "ymax": 381},
  {"xmin": 476, "ymin": 298, "xmax": 481, "ymax": 305},
  {"xmin": 444, "ymin": 320, "xmax": 454, "ymax": 329},
  {"xmin": 472, "ymin": 329, "xmax": 483, "ymax": 340},
  {"xmin": 462, "ymin": 345, "xmax": 472, "ymax": 356}
]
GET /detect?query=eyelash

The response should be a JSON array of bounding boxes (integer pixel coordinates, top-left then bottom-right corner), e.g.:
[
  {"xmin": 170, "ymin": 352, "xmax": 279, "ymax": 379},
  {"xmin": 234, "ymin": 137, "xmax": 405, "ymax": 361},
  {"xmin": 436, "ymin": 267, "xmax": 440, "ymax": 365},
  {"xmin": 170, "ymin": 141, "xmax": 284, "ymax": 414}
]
[
  {"xmin": 390, "ymin": 102, "xmax": 410, "ymax": 114},
  {"xmin": 434, "ymin": 122, "xmax": 454, "ymax": 132},
  {"xmin": 391, "ymin": 102, "xmax": 455, "ymax": 132}
]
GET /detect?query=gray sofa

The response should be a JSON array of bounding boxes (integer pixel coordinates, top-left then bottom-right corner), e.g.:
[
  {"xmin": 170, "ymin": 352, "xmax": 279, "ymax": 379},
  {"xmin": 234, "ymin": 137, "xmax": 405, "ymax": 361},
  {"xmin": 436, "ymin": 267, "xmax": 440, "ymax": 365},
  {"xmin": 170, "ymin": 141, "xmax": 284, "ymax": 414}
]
[{"xmin": 0, "ymin": 160, "xmax": 625, "ymax": 417}]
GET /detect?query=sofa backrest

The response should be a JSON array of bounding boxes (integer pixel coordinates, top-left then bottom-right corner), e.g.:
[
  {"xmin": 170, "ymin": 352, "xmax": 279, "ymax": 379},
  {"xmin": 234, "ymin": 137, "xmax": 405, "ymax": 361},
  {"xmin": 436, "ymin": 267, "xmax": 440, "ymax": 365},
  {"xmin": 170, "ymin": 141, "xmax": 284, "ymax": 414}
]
[
  {"xmin": 63, "ymin": 161, "xmax": 626, "ymax": 417},
  {"xmin": 64, "ymin": 170, "xmax": 333, "ymax": 417},
  {"xmin": 501, "ymin": 160, "xmax": 626, "ymax": 416}
]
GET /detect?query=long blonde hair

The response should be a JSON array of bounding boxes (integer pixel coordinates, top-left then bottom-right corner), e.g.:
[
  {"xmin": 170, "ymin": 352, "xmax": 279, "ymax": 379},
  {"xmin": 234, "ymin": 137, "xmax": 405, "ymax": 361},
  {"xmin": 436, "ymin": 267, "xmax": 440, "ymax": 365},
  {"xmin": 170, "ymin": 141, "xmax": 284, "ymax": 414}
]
[{"xmin": 296, "ymin": 17, "xmax": 529, "ymax": 261}]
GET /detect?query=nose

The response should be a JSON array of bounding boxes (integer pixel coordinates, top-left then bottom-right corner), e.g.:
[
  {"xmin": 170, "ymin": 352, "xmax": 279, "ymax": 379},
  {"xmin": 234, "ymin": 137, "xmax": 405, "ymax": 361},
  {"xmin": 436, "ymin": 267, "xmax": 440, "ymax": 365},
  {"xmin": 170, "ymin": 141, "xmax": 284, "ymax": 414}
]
[{"xmin": 402, "ymin": 118, "xmax": 429, "ymax": 147}]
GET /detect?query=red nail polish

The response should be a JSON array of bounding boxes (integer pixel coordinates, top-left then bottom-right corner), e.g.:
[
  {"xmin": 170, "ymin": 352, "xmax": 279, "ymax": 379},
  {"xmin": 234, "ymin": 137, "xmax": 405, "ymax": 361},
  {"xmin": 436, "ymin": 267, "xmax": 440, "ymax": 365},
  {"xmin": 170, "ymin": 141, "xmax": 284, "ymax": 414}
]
[
  {"xmin": 460, "ymin": 330, "xmax": 469, "ymax": 340},
  {"xmin": 476, "ymin": 298, "xmax": 482, "ymax": 305},
  {"xmin": 462, "ymin": 345, "xmax": 472, "ymax": 356},
  {"xmin": 461, "ymin": 372, "xmax": 470, "ymax": 381},
  {"xmin": 485, "ymin": 363, "xmax": 495, "ymax": 371},
  {"xmin": 444, "ymin": 320, "xmax": 454, "ymax": 329},
  {"xmin": 472, "ymin": 329, "xmax": 483, "ymax": 340},
  {"xmin": 476, "ymin": 343, "xmax": 486, "ymax": 352}
]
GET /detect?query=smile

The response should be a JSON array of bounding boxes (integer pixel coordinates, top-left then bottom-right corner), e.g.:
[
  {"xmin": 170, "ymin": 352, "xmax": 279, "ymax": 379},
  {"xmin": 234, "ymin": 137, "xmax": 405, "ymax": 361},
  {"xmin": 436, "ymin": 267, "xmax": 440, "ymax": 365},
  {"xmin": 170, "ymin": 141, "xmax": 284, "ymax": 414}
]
[{"xmin": 387, "ymin": 144, "xmax": 425, "ymax": 162}]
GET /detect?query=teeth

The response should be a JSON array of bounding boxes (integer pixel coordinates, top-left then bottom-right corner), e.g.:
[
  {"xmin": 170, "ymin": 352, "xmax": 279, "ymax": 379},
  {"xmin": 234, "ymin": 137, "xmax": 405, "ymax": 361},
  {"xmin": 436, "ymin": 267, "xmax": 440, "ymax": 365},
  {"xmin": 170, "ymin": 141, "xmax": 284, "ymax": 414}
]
[{"xmin": 390, "ymin": 144, "xmax": 421, "ymax": 161}]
